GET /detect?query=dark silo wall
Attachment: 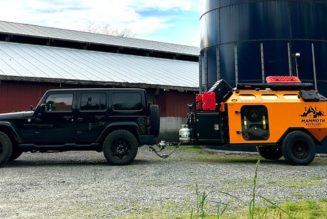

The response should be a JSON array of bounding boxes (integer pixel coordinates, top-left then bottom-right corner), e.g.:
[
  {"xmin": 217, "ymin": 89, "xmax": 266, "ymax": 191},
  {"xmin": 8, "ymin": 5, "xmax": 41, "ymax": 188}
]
[{"xmin": 200, "ymin": 0, "xmax": 327, "ymax": 93}]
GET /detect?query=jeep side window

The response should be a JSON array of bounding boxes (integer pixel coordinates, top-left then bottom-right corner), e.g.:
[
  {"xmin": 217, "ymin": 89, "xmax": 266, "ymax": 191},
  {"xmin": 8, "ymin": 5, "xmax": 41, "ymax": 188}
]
[
  {"xmin": 45, "ymin": 94, "xmax": 73, "ymax": 112},
  {"xmin": 241, "ymin": 105, "xmax": 269, "ymax": 140},
  {"xmin": 112, "ymin": 92, "xmax": 142, "ymax": 111},
  {"xmin": 80, "ymin": 93, "xmax": 106, "ymax": 111}
]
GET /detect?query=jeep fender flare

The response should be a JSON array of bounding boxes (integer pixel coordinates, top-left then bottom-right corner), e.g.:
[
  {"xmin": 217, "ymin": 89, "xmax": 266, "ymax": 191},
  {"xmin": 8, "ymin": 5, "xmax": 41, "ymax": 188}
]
[
  {"xmin": 277, "ymin": 128, "xmax": 320, "ymax": 145},
  {"xmin": 0, "ymin": 122, "xmax": 22, "ymax": 143},
  {"xmin": 96, "ymin": 122, "xmax": 140, "ymax": 144}
]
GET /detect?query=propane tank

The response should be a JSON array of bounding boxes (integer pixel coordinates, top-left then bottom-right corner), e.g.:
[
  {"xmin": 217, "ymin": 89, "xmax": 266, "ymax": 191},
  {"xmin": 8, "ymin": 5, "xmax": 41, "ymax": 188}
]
[{"xmin": 179, "ymin": 124, "xmax": 191, "ymax": 144}]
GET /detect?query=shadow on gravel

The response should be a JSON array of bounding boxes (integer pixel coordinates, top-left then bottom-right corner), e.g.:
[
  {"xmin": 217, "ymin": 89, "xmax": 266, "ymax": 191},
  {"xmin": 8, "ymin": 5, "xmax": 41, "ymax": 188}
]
[
  {"xmin": 194, "ymin": 158, "xmax": 290, "ymax": 166},
  {"xmin": 5, "ymin": 158, "xmax": 162, "ymax": 168},
  {"xmin": 192, "ymin": 156, "xmax": 327, "ymax": 166}
]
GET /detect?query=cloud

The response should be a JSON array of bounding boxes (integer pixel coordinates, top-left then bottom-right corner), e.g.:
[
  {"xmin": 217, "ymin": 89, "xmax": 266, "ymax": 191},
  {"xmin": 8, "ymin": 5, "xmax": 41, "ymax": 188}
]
[{"xmin": 0, "ymin": 0, "xmax": 200, "ymax": 45}]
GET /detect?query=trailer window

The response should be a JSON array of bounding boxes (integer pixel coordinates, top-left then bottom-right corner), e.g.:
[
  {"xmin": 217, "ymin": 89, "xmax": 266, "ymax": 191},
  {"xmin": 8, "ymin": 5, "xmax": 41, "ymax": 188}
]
[{"xmin": 241, "ymin": 105, "xmax": 269, "ymax": 141}]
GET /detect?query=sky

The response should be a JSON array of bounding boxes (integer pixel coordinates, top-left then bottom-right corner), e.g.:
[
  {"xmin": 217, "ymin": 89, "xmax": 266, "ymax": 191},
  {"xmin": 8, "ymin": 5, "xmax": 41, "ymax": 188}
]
[{"xmin": 0, "ymin": 0, "xmax": 201, "ymax": 47}]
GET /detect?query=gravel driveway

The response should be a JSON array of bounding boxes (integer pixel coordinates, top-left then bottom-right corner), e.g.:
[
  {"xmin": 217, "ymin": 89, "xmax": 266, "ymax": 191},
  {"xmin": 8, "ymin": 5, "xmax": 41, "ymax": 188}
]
[{"xmin": 0, "ymin": 147, "xmax": 326, "ymax": 218}]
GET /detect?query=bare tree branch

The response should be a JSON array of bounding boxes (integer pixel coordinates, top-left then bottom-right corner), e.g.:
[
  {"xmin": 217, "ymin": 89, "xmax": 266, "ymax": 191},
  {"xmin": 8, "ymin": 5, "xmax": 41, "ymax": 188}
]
[{"xmin": 86, "ymin": 24, "xmax": 135, "ymax": 37}]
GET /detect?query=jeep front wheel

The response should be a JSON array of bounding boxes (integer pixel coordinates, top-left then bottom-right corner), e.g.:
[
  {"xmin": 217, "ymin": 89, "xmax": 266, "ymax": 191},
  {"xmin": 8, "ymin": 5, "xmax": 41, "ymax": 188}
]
[
  {"xmin": 9, "ymin": 148, "xmax": 23, "ymax": 161},
  {"xmin": 282, "ymin": 131, "xmax": 316, "ymax": 165},
  {"xmin": 0, "ymin": 131, "xmax": 13, "ymax": 167},
  {"xmin": 103, "ymin": 130, "xmax": 138, "ymax": 165}
]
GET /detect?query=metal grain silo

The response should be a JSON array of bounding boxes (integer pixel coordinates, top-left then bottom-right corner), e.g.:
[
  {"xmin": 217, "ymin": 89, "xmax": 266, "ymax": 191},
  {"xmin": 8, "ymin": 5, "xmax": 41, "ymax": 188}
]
[{"xmin": 200, "ymin": 0, "xmax": 327, "ymax": 94}]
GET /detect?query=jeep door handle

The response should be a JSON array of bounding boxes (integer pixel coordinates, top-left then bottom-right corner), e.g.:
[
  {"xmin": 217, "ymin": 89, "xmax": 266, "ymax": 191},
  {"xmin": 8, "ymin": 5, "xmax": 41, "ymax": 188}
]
[
  {"xmin": 77, "ymin": 117, "xmax": 84, "ymax": 122},
  {"xmin": 63, "ymin": 115, "xmax": 73, "ymax": 121}
]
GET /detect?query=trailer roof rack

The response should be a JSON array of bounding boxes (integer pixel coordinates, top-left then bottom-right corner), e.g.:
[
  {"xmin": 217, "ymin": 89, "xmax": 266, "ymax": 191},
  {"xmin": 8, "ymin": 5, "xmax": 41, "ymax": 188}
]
[{"xmin": 236, "ymin": 83, "xmax": 315, "ymax": 91}]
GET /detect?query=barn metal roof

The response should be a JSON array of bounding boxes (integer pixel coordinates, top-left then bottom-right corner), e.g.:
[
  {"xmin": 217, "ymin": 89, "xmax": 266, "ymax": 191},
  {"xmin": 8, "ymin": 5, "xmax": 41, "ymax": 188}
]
[
  {"xmin": 0, "ymin": 41, "xmax": 199, "ymax": 90},
  {"xmin": 0, "ymin": 20, "xmax": 199, "ymax": 57}
]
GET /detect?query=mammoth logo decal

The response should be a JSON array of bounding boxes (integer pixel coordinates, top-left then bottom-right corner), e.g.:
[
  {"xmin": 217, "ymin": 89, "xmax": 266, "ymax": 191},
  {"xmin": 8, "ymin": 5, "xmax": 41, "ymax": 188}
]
[{"xmin": 300, "ymin": 106, "xmax": 326, "ymax": 126}]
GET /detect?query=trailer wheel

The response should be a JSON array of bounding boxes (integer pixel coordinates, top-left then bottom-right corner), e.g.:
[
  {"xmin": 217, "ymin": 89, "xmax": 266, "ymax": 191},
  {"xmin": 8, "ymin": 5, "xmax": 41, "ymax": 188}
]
[
  {"xmin": 256, "ymin": 146, "xmax": 282, "ymax": 160},
  {"xmin": 282, "ymin": 131, "xmax": 316, "ymax": 165},
  {"xmin": 103, "ymin": 130, "xmax": 138, "ymax": 165},
  {"xmin": 0, "ymin": 131, "xmax": 13, "ymax": 167}
]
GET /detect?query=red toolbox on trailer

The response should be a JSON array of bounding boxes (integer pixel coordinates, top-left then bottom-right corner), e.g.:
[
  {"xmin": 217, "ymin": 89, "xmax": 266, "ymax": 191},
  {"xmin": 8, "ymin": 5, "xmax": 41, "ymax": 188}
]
[{"xmin": 266, "ymin": 76, "xmax": 302, "ymax": 84}]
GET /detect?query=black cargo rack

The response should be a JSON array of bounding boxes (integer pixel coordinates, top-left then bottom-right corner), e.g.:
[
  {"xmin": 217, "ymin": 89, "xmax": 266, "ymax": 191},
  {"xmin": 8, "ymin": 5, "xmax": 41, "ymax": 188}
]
[{"xmin": 236, "ymin": 83, "xmax": 315, "ymax": 91}]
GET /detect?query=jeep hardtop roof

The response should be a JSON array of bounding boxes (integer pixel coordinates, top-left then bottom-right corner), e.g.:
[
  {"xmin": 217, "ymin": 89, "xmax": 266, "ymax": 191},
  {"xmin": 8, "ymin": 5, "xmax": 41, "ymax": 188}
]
[{"xmin": 45, "ymin": 88, "xmax": 145, "ymax": 92}]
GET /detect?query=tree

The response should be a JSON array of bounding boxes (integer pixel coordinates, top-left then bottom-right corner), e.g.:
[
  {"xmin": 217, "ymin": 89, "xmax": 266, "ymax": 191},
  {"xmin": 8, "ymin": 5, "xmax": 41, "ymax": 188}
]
[{"xmin": 86, "ymin": 24, "xmax": 135, "ymax": 37}]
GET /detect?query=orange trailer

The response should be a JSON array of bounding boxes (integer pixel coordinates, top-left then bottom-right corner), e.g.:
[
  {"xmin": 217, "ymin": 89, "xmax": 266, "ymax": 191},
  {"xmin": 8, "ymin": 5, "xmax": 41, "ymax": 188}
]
[{"xmin": 179, "ymin": 79, "xmax": 327, "ymax": 165}]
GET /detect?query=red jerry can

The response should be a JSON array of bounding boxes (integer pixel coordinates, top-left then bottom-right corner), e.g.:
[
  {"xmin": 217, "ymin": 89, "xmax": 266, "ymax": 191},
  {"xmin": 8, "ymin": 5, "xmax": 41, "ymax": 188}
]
[
  {"xmin": 196, "ymin": 94, "xmax": 203, "ymax": 111},
  {"xmin": 202, "ymin": 92, "xmax": 216, "ymax": 111}
]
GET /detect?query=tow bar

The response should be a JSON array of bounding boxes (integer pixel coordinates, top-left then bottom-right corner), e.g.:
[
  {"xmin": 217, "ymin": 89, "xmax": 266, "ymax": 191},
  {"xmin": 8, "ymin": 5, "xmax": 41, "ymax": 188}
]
[{"xmin": 149, "ymin": 141, "xmax": 180, "ymax": 159}]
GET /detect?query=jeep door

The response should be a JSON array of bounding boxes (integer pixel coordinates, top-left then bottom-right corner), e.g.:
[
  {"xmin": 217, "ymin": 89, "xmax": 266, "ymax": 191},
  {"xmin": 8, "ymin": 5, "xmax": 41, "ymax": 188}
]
[
  {"xmin": 31, "ymin": 92, "xmax": 75, "ymax": 144},
  {"xmin": 74, "ymin": 92, "xmax": 108, "ymax": 143}
]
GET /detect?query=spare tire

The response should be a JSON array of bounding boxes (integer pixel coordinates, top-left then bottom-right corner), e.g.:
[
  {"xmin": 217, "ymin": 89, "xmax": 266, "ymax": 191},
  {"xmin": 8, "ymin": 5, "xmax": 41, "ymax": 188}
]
[{"xmin": 149, "ymin": 104, "xmax": 160, "ymax": 137}]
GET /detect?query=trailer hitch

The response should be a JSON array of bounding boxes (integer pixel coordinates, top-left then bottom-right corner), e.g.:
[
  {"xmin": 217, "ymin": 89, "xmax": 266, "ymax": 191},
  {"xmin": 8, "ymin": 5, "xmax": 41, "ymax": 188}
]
[{"xmin": 149, "ymin": 141, "xmax": 180, "ymax": 159}]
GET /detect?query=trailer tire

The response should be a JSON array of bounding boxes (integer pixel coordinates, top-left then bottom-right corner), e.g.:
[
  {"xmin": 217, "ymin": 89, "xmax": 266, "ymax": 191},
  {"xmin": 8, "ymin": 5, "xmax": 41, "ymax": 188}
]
[
  {"xmin": 282, "ymin": 131, "xmax": 316, "ymax": 165},
  {"xmin": 103, "ymin": 130, "xmax": 138, "ymax": 165},
  {"xmin": 257, "ymin": 146, "xmax": 282, "ymax": 160},
  {"xmin": 0, "ymin": 131, "xmax": 13, "ymax": 167}
]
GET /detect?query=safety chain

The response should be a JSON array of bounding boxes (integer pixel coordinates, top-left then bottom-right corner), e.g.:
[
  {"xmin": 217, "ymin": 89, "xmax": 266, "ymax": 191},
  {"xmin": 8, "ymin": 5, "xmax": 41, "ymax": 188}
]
[{"xmin": 149, "ymin": 141, "xmax": 180, "ymax": 159}]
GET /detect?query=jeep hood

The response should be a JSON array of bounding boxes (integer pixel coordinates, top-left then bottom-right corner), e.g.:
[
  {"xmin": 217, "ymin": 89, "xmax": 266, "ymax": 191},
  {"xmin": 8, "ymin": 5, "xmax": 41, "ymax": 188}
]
[{"xmin": 0, "ymin": 111, "xmax": 34, "ymax": 120}]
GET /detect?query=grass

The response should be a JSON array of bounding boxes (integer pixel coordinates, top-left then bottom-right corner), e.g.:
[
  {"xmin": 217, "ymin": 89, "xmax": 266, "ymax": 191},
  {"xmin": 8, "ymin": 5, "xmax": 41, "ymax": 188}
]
[
  {"xmin": 268, "ymin": 179, "xmax": 322, "ymax": 188},
  {"xmin": 119, "ymin": 199, "xmax": 327, "ymax": 219},
  {"xmin": 141, "ymin": 148, "xmax": 327, "ymax": 219}
]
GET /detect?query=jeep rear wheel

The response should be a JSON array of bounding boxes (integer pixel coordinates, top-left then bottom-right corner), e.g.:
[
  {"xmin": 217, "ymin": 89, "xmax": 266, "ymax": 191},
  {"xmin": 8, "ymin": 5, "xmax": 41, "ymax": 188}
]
[
  {"xmin": 257, "ymin": 146, "xmax": 282, "ymax": 160},
  {"xmin": 0, "ymin": 131, "xmax": 13, "ymax": 167},
  {"xmin": 103, "ymin": 130, "xmax": 138, "ymax": 165},
  {"xmin": 282, "ymin": 131, "xmax": 316, "ymax": 165}
]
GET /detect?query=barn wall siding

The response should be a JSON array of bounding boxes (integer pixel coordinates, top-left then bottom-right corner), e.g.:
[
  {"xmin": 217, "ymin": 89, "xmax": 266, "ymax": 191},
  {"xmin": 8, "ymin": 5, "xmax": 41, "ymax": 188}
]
[
  {"xmin": 0, "ymin": 81, "xmax": 58, "ymax": 113},
  {"xmin": 0, "ymin": 81, "xmax": 195, "ymax": 117}
]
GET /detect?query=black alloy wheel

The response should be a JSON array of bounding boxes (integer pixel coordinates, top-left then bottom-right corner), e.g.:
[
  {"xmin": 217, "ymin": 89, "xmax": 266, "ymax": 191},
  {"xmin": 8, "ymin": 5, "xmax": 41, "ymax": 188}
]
[
  {"xmin": 9, "ymin": 148, "xmax": 23, "ymax": 161},
  {"xmin": 103, "ymin": 130, "xmax": 138, "ymax": 165},
  {"xmin": 0, "ymin": 131, "xmax": 13, "ymax": 167},
  {"xmin": 282, "ymin": 131, "xmax": 316, "ymax": 165}
]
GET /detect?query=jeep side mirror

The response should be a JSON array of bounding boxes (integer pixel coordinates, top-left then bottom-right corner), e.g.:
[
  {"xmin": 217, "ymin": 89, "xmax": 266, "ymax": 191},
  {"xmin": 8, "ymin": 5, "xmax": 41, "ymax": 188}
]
[{"xmin": 38, "ymin": 104, "xmax": 46, "ymax": 113}]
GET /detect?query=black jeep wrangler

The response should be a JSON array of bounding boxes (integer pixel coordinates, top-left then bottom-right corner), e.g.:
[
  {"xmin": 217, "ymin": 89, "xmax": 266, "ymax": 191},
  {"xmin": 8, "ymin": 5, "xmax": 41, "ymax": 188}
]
[{"xmin": 0, "ymin": 88, "xmax": 160, "ymax": 166}]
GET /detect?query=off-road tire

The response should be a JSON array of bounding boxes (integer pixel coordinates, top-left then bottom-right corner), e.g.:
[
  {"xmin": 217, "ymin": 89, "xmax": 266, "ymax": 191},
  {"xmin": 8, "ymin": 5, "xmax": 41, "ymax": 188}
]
[
  {"xmin": 282, "ymin": 131, "xmax": 316, "ymax": 165},
  {"xmin": 257, "ymin": 146, "xmax": 283, "ymax": 160},
  {"xmin": 149, "ymin": 104, "xmax": 160, "ymax": 137},
  {"xmin": 0, "ymin": 131, "xmax": 13, "ymax": 167},
  {"xmin": 103, "ymin": 130, "xmax": 138, "ymax": 165},
  {"xmin": 9, "ymin": 148, "xmax": 23, "ymax": 161}
]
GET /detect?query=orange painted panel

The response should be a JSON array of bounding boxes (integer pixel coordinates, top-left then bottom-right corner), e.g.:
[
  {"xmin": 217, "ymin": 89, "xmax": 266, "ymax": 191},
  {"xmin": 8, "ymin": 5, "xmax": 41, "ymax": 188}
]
[{"xmin": 227, "ymin": 90, "xmax": 327, "ymax": 144}]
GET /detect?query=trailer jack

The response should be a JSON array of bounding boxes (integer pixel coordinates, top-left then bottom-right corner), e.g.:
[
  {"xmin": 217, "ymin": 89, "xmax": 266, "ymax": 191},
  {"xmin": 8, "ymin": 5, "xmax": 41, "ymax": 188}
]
[{"xmin": 149, "ymin": 141, "xmax": 179, "ymax": 159}]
